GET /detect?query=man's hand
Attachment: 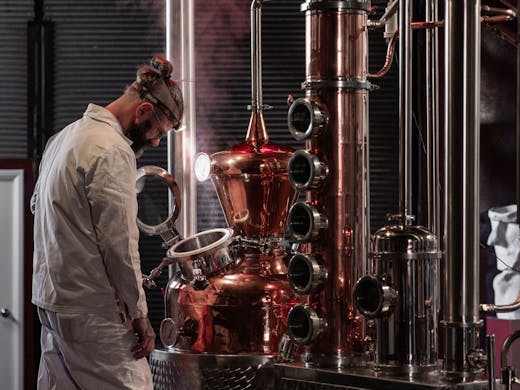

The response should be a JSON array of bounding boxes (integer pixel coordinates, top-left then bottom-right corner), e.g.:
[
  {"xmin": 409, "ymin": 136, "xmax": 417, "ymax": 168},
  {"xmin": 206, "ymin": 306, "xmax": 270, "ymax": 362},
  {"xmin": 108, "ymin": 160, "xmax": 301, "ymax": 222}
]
[{"xmin": 131, "ymin": 317, "xmax": 156, "ymax": 359}]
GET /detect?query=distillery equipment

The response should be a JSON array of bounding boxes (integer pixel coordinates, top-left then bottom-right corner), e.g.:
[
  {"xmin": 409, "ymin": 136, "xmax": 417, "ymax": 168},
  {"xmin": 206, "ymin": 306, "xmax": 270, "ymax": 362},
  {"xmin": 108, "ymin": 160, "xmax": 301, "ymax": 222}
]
[
  {"xmin": 147, "ymin": 1, "xmax": 302, "ymax": 389},
  {"xmin": 137, "ymin": 0, "xmax": 520, "ymax": 388},
  {"xmin": 351, "ymin": 0, "xmax": 443, "ymax": 376},
  {"xmin": 273, "ymin": 0, "xmax": 515, "ymax": 389},
  {"xmin": 282, "ymin": 0, "xmax": 371, "ymax": 367},
  {"xmin": 353, "ymin": 221, "xmax": 441, "ymax": 375}
]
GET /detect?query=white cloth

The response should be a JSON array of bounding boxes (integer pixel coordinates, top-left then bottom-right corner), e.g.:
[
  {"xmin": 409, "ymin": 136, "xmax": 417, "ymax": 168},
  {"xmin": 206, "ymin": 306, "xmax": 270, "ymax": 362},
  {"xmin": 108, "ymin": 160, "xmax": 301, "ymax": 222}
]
[
  {"xmin": 31, "ymin": 104, "xmax": 151, "ymax": 388},
  {"xmin": 31, "ymin": 103, "xmax": 147, "ymax": 318},
  {"xmin": 487, "ymin": 205, "xmax": 520, "ymax": 319},
  {"xmin": 37, "ymin": 307, "xmax": 152, "ymax": 390}
]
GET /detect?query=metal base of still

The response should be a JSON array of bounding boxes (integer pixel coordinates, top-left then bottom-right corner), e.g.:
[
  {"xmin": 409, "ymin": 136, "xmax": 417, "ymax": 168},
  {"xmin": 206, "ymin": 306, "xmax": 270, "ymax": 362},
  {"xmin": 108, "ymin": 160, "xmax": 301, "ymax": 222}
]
[
  {"xmin": 150, "ymin": 349, "xmax": 275, "ymax": 390},
  {"xmin": 149, "ymin": 355, "xmax": 488, "ymax": 390}
]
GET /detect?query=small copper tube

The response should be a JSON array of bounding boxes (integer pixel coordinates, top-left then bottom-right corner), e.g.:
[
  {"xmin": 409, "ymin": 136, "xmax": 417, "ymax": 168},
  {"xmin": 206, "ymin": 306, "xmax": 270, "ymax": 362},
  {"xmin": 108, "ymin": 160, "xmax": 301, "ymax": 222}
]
[
  {"xmin": 481, "ymin": 15, "xmax": 516, "ymax": 23},
  {"xmin": 369, "ymin": 22, "xmax": 443, "ymax": 80},
  {"xmin": 368, "ymin": 31, "xmax": 399, "ymax": 78},
  {"xmin": 481, "ymin": 294, "xmax": 520, "ymax": 314}
]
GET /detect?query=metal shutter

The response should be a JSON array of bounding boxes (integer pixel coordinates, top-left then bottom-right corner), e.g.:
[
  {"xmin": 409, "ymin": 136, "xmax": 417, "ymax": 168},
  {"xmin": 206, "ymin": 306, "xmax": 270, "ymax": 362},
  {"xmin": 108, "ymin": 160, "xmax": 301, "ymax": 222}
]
[{"xmin": 0, "ymin": 2, "xmax": 33, "ymax": 158}]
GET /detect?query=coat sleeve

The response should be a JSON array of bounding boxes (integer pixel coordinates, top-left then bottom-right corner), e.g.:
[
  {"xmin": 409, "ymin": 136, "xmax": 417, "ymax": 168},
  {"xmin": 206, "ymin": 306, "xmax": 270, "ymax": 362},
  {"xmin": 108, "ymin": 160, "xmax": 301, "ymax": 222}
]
[{"xmin": 85, "ymin": 145, "xmax": 148, "ymax": 319}]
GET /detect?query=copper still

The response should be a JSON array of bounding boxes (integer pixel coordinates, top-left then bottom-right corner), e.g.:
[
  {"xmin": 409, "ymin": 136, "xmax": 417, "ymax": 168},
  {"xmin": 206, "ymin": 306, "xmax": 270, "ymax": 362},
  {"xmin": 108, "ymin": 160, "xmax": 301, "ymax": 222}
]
[
  {"xmin": 149, "ymin": 1, "xmax": 301, "ymax": 388},
  {"xmin": 283, "ymin": 0, "xmax": 371, "ymax": 367}
]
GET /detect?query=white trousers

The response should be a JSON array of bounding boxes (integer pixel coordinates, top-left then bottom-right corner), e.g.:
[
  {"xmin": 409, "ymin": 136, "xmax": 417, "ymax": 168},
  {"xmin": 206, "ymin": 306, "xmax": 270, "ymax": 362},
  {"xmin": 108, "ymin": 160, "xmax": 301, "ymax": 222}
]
[{"xmin": 37, "ymin": 307, "xmax": 153, "ymax": 390}]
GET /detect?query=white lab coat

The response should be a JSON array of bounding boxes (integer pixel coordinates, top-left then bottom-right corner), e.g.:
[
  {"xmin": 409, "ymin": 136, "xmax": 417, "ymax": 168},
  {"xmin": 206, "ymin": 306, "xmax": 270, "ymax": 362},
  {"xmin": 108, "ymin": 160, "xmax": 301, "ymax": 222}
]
[{"xmin": 32, "ymin": 104, "xmax": 152, "ymax": 389}]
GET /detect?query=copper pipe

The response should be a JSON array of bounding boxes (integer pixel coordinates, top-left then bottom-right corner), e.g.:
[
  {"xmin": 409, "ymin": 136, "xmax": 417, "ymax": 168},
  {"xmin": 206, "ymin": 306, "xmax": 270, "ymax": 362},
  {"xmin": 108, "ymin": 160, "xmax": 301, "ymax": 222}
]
[
  {"xmin": 368, "ymin": 22, "xmax": 443, "ymax": 80},
  {"xmin": 369, "ymin": 6, "xmax": 514, "ymax": 31},
  {"xmin": 481, "ymin": 294, "xmax": 520, "ymax": 314},
  {"xmin": 412, "ymin": 20, "xmax": 445, "ymax": 28},
  {"xmin": 481, "ymin": 15, "xmax": 515, "ymax": 23},
  {"xmin": 368, "ymin": 31, "xmax": 398, "ymax": 78}
]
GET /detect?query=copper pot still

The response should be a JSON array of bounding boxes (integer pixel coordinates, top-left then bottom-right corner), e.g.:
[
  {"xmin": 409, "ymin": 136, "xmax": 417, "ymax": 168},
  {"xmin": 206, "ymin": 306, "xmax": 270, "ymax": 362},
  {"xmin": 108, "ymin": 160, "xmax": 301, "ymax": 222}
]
[
  {"xmin": 162, "ymin": 139, "xmax": 299, "ymax": 357},
  {"xmin": 158, "ymin": 0, "xmax": 300, "ymax": 366}
]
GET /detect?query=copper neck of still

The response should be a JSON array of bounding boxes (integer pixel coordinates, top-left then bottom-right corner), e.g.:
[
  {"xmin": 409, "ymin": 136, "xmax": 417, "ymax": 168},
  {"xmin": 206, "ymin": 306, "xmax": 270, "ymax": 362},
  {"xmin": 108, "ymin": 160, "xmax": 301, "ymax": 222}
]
[{"xmin": 245, "ymin": 111, "xmax": 269, "ymax": 152}]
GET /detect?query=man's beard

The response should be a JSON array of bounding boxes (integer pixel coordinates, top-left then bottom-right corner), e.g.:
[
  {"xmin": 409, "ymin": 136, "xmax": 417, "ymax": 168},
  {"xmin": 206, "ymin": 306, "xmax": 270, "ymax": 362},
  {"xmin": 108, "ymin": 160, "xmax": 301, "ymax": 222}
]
[{"xmin": 126, "ymin": 119, "xmax": 152, "ymax": 158}]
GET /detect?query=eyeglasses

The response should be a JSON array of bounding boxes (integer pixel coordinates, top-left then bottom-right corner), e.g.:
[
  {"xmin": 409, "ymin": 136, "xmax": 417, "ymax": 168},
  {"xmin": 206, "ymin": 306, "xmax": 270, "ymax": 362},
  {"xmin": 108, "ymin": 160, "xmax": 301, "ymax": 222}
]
[
  {"xmin": 136, "ymin": 84, "xmax": 182, "ymax": 132},
  {"xmin": 153, "ymin": 104, "xmax": 183, "ymax": 133},
  {"xmin": 151, "ymin": 107, "xmax": 171, "ymax": 137}
]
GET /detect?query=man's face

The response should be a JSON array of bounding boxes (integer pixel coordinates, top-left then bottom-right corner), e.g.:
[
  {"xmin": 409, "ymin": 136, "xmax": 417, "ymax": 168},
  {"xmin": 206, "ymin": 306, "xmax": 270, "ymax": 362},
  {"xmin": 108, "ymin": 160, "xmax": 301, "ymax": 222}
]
[{"xmin": 126, "ymin": 103, "xmax": 175, "ymax": 157}]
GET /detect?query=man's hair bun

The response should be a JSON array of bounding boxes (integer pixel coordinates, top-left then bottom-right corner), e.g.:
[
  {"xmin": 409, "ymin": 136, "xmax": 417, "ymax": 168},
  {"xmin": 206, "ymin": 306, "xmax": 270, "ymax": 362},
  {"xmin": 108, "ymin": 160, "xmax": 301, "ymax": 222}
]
[
  {"xmin": 130, "ymin": 55, "xmax": 183, "ymax": 124},
  {"xmin": 151, "ymin": 55, "xmax": 173, "ymax": 80}
]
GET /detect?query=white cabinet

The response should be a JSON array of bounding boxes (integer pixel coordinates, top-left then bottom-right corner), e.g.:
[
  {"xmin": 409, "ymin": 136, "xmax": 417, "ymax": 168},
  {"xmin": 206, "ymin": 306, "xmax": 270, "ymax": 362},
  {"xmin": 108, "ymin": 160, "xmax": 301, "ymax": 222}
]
[{"xmin": 0, "ymin": 168, "xmax": 27, "ymax": 390}]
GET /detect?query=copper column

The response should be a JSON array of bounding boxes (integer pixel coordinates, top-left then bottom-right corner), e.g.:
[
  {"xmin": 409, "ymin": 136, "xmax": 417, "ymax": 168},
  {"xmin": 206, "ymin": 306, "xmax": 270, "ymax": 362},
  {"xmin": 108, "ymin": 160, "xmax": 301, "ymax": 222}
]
[{"xmin": 286, "ymin": 0, "xmax": 370, "ymax": 366}]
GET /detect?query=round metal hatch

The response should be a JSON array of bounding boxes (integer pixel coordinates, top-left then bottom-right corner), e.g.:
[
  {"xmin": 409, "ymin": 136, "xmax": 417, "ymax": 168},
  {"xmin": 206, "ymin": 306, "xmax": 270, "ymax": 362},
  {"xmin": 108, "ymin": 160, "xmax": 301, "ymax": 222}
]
[{"xmin": 136, "ymin": 165, "xmax": 181, "ymax": 244}]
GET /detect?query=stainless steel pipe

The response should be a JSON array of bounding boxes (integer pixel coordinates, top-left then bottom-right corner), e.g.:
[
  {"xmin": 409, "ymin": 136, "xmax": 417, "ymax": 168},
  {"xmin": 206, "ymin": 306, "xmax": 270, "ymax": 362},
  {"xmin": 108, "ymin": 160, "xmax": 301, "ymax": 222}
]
[
  {"xmin": 441, "ymin": 0, "xmax": 482, "ymax": 379},
  {"xmin": 246, "ymin": 0, "xmax": 269, "ymax": 151},
  {"xmin": 426, "ymin": 0, "xmax": 441, "ymax": 238},
  {"xmin": 500, "ymin": 329, "xmax": 520, "ymax": 389},
  {"xmin": 167, "ymin": 0, "xmax": 197, "ymax": 238},
  {"xmin": 399, "ymin": 0, "xmax": 413, "ymax": 222},
  {"xmin": 251, "ymin": 0, "xmax": 264, "ymax": 113}
]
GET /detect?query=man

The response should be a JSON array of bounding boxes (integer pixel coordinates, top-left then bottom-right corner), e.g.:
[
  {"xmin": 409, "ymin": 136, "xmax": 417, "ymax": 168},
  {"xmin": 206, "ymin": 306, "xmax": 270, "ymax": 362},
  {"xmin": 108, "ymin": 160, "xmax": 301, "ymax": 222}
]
[{"xmin": 31, "ymin": 55, "xmax": 184, "ymax": 389}]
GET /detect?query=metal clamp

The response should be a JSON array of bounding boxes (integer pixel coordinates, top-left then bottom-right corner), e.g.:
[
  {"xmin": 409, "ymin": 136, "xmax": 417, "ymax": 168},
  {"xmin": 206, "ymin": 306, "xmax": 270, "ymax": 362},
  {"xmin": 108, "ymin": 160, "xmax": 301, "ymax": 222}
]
[
  {"xmin": 302, "ymin": 77, "xmax": 375, "ymax": 91},
  {"xmin": 301, "ymin": 0, "xmax": 371, "ymax": 12},
  {"xmin": 288, "ymin": 150, "xmax": 328, "ymax": 189}
]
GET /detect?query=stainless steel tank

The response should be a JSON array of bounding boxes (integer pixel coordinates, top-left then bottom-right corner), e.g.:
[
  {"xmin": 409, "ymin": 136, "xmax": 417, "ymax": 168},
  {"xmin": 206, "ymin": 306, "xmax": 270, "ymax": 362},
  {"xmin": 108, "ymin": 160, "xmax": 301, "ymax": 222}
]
[{"xmin": 353, "ymin": 219, "xmax": 441, "ymax": 374}]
